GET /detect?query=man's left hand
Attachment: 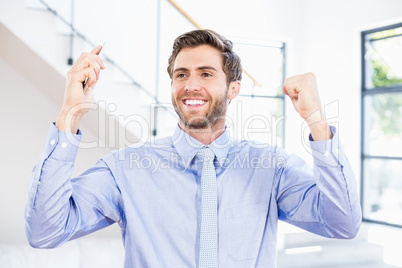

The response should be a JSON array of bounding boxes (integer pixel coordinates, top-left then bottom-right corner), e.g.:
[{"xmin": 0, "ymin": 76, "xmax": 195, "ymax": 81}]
[{"xmin": 283, "ymin": 72, "xmax": 332, "ymax": 141}]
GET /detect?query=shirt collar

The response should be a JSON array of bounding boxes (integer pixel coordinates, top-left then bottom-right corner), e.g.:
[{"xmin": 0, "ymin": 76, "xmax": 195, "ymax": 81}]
[{"xmin": 172, "ymin": 125, "xmax": 231, "ymax": 167}]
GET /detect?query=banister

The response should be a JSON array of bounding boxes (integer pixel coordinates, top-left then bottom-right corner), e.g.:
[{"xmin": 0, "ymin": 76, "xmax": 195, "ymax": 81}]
[{"xmin": 167, "ymin": 0, "xmax": 263, "ymax": 88}]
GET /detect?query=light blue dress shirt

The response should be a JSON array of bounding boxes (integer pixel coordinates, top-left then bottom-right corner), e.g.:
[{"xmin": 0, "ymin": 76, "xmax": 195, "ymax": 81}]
[{"xmin": 25, "ymin": 123, "xmax": 361, "ymax": 268}]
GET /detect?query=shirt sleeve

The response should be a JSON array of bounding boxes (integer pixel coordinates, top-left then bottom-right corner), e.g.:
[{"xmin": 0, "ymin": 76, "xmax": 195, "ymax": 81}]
[
  {"xmin": 25, "ymin": 123, "xmax": 123, "ymax": 248},
  {"xmin": 275, "ymin": 126, "xmax": 362, "ymax": 238}
]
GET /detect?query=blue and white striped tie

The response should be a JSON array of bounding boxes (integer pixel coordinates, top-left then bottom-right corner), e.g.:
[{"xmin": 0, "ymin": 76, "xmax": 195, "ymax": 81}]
[{"xmin": 197, "ymin": 147, "xmax": 218, "ymax": 268}]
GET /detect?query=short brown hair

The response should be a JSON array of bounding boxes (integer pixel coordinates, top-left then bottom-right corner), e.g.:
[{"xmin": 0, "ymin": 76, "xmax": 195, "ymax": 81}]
[{"xmin": 167, "ymin": 29, "xmax": 242, "ymax": 85}]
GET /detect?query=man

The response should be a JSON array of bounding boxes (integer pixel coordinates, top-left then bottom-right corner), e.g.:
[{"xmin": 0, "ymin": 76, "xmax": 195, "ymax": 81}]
[{"xmin": 25, "ymin": 29, "xmax": 361, "ymax": 267}]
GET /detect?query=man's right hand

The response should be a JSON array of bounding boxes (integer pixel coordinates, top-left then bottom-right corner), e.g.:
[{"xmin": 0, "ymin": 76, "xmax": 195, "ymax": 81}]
[{"xmin": 56, "ymin": 45, "xmax": 105, "ymax": 134}]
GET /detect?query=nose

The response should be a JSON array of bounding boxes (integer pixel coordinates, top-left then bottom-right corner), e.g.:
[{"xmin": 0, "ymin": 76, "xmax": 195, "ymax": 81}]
[{"xmin": 185, "ymin": 75, "xmax": 201, "ymax": 92}]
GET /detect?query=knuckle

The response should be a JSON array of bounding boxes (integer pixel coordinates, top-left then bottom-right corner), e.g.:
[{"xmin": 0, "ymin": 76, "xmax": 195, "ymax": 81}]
[
  {"xmin": 306, "ymin": 72, "xmax": 316, "ymax": 80},
  {"xmin": 66, "ymin": 70, "xmax": 76, "ymax": 79},
  {"xmin": 302, "ymin": 73, "xmax": 315, "ymax": 84}
]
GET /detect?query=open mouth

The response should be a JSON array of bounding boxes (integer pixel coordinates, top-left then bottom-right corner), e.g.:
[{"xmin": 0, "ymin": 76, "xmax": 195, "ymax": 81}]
[{"xmin": 183, "ymin": 99, "xmax": 207, "ymax": 107}]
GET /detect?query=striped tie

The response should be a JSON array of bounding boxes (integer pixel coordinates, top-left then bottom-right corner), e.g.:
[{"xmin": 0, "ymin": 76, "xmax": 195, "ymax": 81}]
[{"xmin": 197, "ymin": 147, "xmax": 218, "ymax": 268}]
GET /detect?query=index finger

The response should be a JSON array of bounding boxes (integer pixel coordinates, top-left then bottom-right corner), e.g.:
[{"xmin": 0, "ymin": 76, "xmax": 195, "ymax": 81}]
[
  {"xmin": 91, "ymin": 45, "xmax": 103, "ymax": 55},
  {"xmin": 89, "ymin": 45, "xmax": 105, "ymax": 69}
]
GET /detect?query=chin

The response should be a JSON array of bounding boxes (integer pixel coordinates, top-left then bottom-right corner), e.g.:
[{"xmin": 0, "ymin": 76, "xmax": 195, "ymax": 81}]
[{"xmin": 182, "ymin": 117, "xmax": 212, "ymax": 130}]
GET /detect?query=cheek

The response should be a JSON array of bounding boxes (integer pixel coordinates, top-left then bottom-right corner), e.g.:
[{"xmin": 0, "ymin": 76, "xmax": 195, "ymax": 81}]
[
  {"xmin": 212, "ymin": 85, "xmax": 229, "ymax": 100},
  {"xmin": 171, "ymin": 84, "xmax": 180, "ymax": 98},
  {"xmin": 171, "ymin": 81, "xmax": 184, "ymax": 94}
]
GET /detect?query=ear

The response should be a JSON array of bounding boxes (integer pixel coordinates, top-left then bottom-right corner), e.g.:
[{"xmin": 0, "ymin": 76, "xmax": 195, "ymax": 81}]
[{"xmin": 227, "ymin": 81, "xmax": 241, "ymax": 101}]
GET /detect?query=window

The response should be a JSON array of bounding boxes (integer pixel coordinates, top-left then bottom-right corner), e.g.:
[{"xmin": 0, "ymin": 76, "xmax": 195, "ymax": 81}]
[
  {"xmin": 361, "ymin": 22, "xmax": 402, "ymax": 227},
  {"xmin": 229, "ymin": 40, "xmax": 286, "ymax": 147}
]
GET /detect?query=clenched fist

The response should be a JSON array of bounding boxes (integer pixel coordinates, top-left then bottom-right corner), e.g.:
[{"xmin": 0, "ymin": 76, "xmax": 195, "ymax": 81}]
[{"xmin": 283, "ymin": 73, "xmax": 332, "ymax": 141}]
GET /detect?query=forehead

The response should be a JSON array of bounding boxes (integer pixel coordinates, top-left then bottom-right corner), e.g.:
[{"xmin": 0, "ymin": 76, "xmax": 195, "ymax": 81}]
[{"xmin": 174, "ymin": 45, "xmax": 223, "ymax": 70}]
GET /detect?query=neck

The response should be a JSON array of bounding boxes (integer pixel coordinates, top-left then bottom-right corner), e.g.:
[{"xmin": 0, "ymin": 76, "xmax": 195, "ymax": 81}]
[{"xmin": 179, "ymin": 121, "xmax": 226, "ymax": 145}]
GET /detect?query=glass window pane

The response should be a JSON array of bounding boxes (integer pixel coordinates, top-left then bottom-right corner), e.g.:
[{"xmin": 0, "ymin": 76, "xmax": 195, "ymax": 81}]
[
  {"xmin": 227, "ymin": 96, "xmax": 284, "ymax": 147},
  {"xmin": 364, "ymin": 27, "xmax": 402, "ymax": 89},
  {"xmin": 233, "ymin": 43, "xmax": 284, "ymax": 97},
  {"xmin": 364, "ymin": 93, "xmax": 402, "ymax": 157},
  {"xmin": 363, "ymin": 159, "xmax": 402, "ymax": 226},
  {"xmin": 369, "ymin": 26, "xmax": 402, "ymax": 41}
]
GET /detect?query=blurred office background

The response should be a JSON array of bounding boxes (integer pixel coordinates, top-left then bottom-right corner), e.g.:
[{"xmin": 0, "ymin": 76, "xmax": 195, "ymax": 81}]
[{"xmin": 0, "ymin": 0, "xmax": 402, "ymax": 267}]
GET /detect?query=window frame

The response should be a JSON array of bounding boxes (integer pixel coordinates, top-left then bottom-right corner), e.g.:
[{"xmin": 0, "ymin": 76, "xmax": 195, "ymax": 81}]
[
  {"xmin": 361, "ymin": 22, "xmax": 402, "ymax": 228},
  {"xmin": 234, "ymin": 42, "xmax": 287, "ymax": 148}
]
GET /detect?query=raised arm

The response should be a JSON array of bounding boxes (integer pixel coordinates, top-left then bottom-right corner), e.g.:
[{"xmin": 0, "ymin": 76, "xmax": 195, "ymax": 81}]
[
  {"xmin": 56, "ymin": 45, "xmax": 105, "ymax": 134},
  {"xmin": 278, "ymin": 72, "xmax": 361, "ymax": 238},
  {"xmin": 25, "ymin": 46, "xmax": 123, "ymax": 248}
]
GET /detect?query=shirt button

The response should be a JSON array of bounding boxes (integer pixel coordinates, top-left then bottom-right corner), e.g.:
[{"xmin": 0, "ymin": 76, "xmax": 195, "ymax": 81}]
[
  {"xmin": 50, "ymin": 139, "xmax": 56, "ymax": 145},
  {"xmin": 61, "ymin": 142, "xmax": 67, "ymax": 149},
  {"xmin": 324, "ymin": 151, "xmax": 330, "ymax": 157}
]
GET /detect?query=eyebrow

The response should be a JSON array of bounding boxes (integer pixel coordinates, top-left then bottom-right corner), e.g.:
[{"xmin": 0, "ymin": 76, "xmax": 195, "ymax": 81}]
[{"xmin": 173, "ymin": 66, "xmax": 218, "ymax": 74}]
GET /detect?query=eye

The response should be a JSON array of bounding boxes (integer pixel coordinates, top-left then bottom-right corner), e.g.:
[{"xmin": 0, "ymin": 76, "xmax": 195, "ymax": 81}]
[
  {"xmin": 202, "ymin": 73, "xmax": 212, "ymax": 77},
  {"xmin": 176, "ymin": 73, "xmax": 187, "ymax": 79}
]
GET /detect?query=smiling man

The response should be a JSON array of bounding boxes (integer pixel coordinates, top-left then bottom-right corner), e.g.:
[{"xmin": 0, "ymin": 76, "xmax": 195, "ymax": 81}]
[
  {"xmin": 170, "ymin": 43, "xmax": 241, "ymax": 144},
  {"xmin": 25, "ymin": 29, "xmax": 361, "ymax": 268}
]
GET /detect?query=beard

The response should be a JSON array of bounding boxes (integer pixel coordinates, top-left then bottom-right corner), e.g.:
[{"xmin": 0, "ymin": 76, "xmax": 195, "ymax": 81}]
[{"xmin": 172, "ymin": 90, "xmax": 228, "ymax": 130}]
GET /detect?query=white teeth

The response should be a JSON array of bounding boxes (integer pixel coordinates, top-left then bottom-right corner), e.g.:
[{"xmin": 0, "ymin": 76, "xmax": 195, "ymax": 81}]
[{"xmin": 185, "ymin": 99, "xmax": 206, "ymax": 106}]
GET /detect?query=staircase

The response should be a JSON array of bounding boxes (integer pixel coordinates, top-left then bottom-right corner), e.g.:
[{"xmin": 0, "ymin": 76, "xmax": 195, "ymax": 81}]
[{"xmin": 0, "ymin": 0, "xmax": 178, "ymax": 149}]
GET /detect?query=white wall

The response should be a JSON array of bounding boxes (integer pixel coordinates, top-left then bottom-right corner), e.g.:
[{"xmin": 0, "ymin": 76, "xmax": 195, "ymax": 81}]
[{"xmin": 0, "ymin": 58, "xmax": 56, "ymax": 244}]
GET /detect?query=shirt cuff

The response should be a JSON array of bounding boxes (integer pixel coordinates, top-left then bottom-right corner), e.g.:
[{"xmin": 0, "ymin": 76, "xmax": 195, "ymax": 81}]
[
  {"xmin": 309, "ymin": 126, "xmax": 346, "ymax": 167},
  {"xmin": 42, "ymin": 123, "xmax": 82, "ymax": 162}
]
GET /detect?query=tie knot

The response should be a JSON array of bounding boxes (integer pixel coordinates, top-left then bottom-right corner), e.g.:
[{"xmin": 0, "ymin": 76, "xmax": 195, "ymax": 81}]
[{"xmin": 197, "ymin": 147, "xmax": 215, "ymax": 162}]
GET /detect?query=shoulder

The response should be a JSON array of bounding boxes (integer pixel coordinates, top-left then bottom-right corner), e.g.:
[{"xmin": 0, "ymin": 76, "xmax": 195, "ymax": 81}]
[
  {"xmin": 225, "ymin": 139, "xmax": 289, "ymax": 171},
  {"xmin": 229, "ymin": 138, "xmax": 284, "ymax": 155},
  {"xmin": 101, "ymin": 135, "xmax": 176, "ymax": 165}
]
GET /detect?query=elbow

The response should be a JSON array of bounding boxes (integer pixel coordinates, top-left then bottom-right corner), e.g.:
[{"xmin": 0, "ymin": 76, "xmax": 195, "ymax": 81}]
[
  {"xmin": 25, "ymin": 227, "xmax": 51, "ymax": 249},
  {"xmin": 342, "ymin": 224, "xmax": 360, "ymax": 239},
  {"xmin": 344, "ymin": 210, "xmax": 363, "ymax": 239},
  {"xmin": 25, "ymin": 220, "xmax": 64, "ymax": 249},
  {"xmin": 26, "ymin": 232, "xmax": 62, "ymax": 249},
  {"xmin": 26, "ymin": 230, "xmax": 49, "ymax": 249},
  {"xmin": 27, "ymin": 238, "xmax": 48, "ymax": 249},
  {"xmin": 347, "ymin": 218, "xmax": 362, "ymax": 239},
  {"xmin": 333, "ymin": 217, "xmax": 362, "ymax": 239},
  {"xmin": 328, "ymin": 204, "xmax": 363, "ymax": 239}
]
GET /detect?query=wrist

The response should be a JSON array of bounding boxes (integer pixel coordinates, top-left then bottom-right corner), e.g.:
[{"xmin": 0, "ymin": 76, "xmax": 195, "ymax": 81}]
[
  {"xmin": 56, "ymin": 109, "xmax": 84, "ymax": 134},
  {"xmin": 309, "ymin": 121, "xmax": 332, "ymax": 141},
  {"xmin": 304, "ymin": 107, "xmax": 325, "ymax": 125}
]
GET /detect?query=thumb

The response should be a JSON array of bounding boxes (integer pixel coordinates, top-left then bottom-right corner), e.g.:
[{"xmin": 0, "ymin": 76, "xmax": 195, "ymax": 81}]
[{"xmin": 282, "ymin": 84, "xmax": 289, "ymax": 96}]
